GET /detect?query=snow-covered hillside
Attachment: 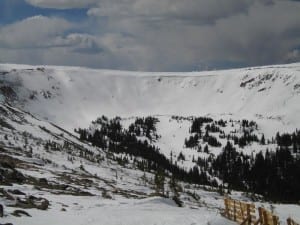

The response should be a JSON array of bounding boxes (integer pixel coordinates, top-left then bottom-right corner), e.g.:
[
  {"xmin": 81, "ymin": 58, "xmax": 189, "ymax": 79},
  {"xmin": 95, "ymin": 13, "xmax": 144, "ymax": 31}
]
[
  {"xmin": 0, "ymin": 63, "xmax": 299, "ymax": 136},
  {"xmin": 1, "ymin": 102, "xmax": 299, "ymax": 225},
  {"xmin": 0, "ymin": 102, "xmax": 243, "ymax": 225}
]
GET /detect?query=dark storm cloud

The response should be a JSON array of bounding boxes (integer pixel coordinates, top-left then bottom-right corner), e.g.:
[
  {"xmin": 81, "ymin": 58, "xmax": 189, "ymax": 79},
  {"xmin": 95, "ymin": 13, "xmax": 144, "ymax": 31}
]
[{"xmin": 0, "ymin": 0, "xmax": 299, "ymax": 71}]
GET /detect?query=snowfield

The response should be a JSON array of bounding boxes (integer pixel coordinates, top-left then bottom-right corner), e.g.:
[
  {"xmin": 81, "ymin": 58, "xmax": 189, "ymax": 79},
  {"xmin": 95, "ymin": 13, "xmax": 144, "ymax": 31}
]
[{"xmin": 1, "ymin": 195, "xmax": 235, "ymax": 225}]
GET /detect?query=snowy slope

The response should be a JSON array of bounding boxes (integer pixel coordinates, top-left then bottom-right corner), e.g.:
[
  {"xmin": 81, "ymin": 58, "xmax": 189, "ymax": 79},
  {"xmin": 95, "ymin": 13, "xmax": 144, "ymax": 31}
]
[
  {"xmin": 0, "ymin": 102, "xmax": 239, "ymax": 225},
  {"xmin": 0, "ymin": 63, "xmax": 299, "ymax": 135},
  {"xmin": 1, "ymin": 103, "xmax": 299, "ymax": 225}
]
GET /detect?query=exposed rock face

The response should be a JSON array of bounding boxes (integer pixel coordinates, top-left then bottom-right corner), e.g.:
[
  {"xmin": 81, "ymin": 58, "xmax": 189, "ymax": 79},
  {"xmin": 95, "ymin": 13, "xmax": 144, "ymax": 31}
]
[
  {"xmin": 0, "ymin": 155, "xmax": 25, "ymax": 185},
  {"xmin": 14, "ymin": 196, "xmax": 50, "ymax": 210},
  {"xmin": 0, "ymin": 86, "xmax": 17, "ymax": 102}
]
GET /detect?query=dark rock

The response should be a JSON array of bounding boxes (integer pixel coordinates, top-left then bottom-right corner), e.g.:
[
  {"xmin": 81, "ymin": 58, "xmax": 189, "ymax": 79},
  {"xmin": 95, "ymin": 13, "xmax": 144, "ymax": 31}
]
[
  {"xmin": 28, "ymin": 196, "xmax": 49, "ymax": 210},
  {"xmin": 60, "ymin": 184, "xmax": 69, "ymax": 190},
  {"xmin": 0, "ymin": 168, "xmax": 25, "ymax": 184},
  {"xmin": 14, "ymin": 195, "xmax": 49, "ymax": 210},
  {"xmin": 0, "ymin": 189, "xmax": 14, "ymax": 200},
  {"xmin": 38, "ymin": 178, "xmax": 48, "ymax": 185},
  {"xmin": 0, "ymin": 155, "xmax": 25, "ymax": 184},
  {"xmin": 0, "ymin": 204, "xmax": 3, "ymax": 217},
  {"xmin": 7, "ymin": 189, "xmax": 26, "ymax": 196},
  {"xmin": 11, "ymin": 210, "xmax": 31, "ymax": 217},
  {"xmin": 36, "ymin": 67, "xmax": 45, "ymax": 72},
  {"xmin": 0, "ymin": 71, "xmax": 9, "ymax": 76},
  {"xmin": 0, "ymin": 86, "xmax": 17, "ymax": 101},
  {"xmin": 0, "ymin": 161, "xmax": 15, "ymax": 170}
]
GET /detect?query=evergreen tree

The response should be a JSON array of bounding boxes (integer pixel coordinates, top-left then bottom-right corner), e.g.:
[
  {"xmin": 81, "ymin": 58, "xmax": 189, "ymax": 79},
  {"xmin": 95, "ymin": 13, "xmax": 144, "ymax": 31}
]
[
  {"xmin": 154, "ymin": 169, "xmax": 165, "ymax": 195},
  {"xmin": 260, "ymin": 134, "xmax": 265, "ymax": 145}
]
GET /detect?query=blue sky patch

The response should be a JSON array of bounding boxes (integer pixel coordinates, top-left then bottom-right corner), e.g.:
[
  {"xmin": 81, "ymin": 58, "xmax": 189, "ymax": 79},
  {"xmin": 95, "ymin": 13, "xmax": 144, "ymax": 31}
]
[{"xmin": 0, "ymin": 0, "xmax": 88, "ymax": 26}]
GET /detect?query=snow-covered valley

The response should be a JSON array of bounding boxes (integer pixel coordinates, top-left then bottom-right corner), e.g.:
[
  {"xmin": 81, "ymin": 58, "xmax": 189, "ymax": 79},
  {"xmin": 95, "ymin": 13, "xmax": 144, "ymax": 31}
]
[{"xmin": 0, "ymin": 63, "xmax": 300, "ymax": 225}]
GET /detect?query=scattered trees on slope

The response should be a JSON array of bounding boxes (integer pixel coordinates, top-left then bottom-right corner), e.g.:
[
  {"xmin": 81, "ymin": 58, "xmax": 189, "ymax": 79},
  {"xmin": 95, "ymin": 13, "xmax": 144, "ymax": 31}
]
[
  {"xmin": 77, "ymin": 116, "xmax": 213, "ymax": 187},
  {"xmin": 211, "ymin": 140, "xmax": 300, "ymax": 202},
  {"xmin": 77, "ymin": 115, "xmax": 300, "ymax": 202}
]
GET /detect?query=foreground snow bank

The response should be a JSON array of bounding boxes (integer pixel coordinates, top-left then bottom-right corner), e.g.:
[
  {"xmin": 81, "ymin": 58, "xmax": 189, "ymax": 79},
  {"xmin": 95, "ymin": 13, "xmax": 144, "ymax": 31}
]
[{"xmin": 1, "ymin": 195, "xmax": 235, "ymax": 225}]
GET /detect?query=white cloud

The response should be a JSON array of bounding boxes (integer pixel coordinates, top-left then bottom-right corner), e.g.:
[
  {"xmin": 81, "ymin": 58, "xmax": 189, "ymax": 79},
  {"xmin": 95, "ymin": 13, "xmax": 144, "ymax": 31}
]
[
  {"xmin": 1, "ymin": 0, "xmax": 300, "ymax": 71},
  {"xmin": 0, "ymin": 16, "xmax": 72, "ymax": 48},
  {"xmin": 86, "ymin": 0, "xmax": 300, "ymax": 69}
]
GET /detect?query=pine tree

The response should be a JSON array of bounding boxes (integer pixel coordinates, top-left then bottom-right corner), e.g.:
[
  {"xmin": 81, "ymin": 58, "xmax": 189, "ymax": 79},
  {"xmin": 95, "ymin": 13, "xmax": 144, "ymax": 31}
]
[
  {"xmin": 204, "ymin": 144, "xmax": 209, "ymax": 153},
  {"xmin": 260, "ymin": 134, "xmax": 265, "ymax": 145},
  {"xmin": 154, "ymin": 169, "xmax": 165, "ymax": 195}
]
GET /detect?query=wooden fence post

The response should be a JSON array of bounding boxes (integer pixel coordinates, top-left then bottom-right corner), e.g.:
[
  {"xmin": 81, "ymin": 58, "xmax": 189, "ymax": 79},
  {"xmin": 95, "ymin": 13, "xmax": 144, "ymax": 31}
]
[
  {"xmin": 262, "ymin": 209, "xmax": 268, "ymax": 225},
  {"xmin": 246, "ymin": 204, "xmax": 251, "ymax": 225},
  {"xmin": 233, "ymin": 200, "xmax": 236, "ymax": 221},
  {"xmin": 272, "ymin": 215, "xmax": 279, "ymax": 225},
  {"xmin": 258, "ymin": 207, "xmax": 264, "ymax": 225},
  {"xmin": 287, "ymin": 218, "xmax": 300, "ymax": 225},
  {"xmin": 224, "ymin": 198, "xmax": 229, "ymax": 218}
]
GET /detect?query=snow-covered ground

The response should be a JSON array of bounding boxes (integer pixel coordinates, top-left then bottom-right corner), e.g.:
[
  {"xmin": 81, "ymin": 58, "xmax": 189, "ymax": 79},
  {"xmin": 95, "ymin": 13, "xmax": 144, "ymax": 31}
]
[
  {"xmin": 0, "ymin": 103, "xmax": 236, "ymax": 225},
  {"xmin": 1, "ymin": 194, "xmax": 235, "ymax": 225}
]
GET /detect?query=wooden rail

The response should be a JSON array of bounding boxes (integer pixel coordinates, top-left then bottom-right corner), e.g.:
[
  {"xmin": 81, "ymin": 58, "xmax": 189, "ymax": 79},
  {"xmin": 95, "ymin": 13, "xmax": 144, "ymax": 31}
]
[{"xmin": 223, "ymin": 198, "xmax": 299, "ymax": 225}]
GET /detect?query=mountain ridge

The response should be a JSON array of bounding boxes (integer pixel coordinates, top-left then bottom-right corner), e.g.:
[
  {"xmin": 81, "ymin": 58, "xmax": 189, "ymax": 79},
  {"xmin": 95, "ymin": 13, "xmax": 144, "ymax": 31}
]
[{"xmin": 0, "ymin": 62, "xmax": 299, "ymax": 136}]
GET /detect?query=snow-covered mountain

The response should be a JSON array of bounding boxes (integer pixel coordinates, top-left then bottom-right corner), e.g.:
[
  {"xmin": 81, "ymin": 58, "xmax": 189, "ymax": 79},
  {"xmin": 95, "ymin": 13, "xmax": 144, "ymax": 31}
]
[
  {"xmin": 1, "ymin": 63, "xmax": 300, "ymax": 225},
  {"xmin": 0, "ymin": 63, "xmax": 299, "ymax": 136}
]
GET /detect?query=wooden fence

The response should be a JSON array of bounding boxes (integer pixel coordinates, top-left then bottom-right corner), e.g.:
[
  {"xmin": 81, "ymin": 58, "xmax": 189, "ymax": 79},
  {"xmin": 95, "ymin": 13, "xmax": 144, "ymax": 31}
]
[
  {"xmin": 222, "ymin": 198, "xmax": 299, "ymax": 225},
  {"xmin": 223, "ymin": 198, "xmax": 256, "ymax": 225}
]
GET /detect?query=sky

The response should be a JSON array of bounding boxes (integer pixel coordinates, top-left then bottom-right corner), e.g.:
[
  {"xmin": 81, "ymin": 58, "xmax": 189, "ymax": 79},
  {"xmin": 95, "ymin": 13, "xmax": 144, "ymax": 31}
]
[{"xmin": 0, "ymin": 0, "xmax": 299, "ymax": 71}]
